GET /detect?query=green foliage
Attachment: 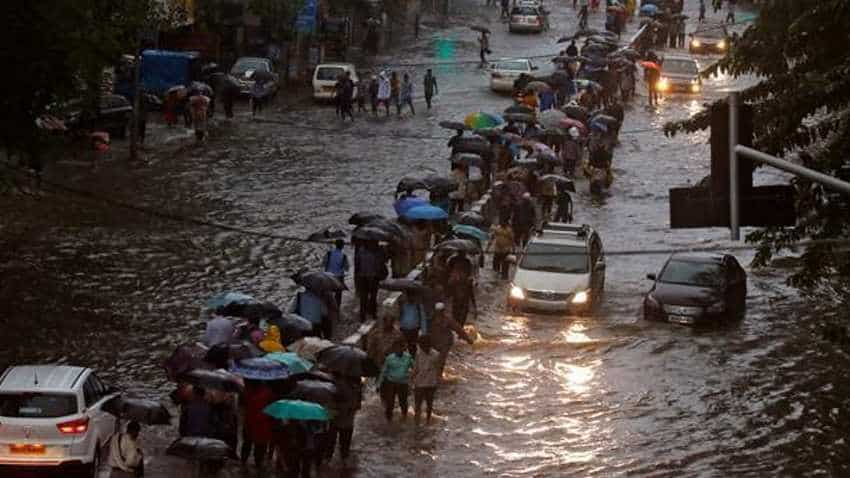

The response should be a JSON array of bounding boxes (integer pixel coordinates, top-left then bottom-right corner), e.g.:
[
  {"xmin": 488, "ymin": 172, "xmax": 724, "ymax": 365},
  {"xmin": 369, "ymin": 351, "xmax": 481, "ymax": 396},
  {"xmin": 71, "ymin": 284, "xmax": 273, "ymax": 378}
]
[
  {"xmin": 665, "ymin": 0, "xmax": 850, "ymax": 289},
  {"xmin": 248, "ymin": 0, "xmax": 305, "ymax": 40}
]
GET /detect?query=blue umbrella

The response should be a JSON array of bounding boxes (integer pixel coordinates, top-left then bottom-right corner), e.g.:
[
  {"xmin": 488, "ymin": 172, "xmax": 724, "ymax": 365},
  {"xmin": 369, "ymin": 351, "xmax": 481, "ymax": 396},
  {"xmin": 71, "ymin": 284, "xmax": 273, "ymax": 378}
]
[
  {"xmin": 206, "ymin": 292, "xmax": 255, "ymax": 309},
  {"xmin": 403, "ymin": 205, "xmax": 450, "ymax": 221},
  {"xmin": 590, "ymin": 120, "xmax": 609, "ymax": 133},
  {"xmin": 263, "ymin": 399, "xmax": 329, "ymax": 421},
  {"xmin": 265, "ymin": 352, "xmax": 315, "ymax": 375},
  {"xmin": 452, "ymin": 224, "xmax": 489, "ymax": 242},
  {"xmin": 640, "ymin": 4, "xmax": 658, "ymax": 16},
  {"xmin": 393, "ymin": 196, "xmax": 429, "ymax": 216},
  {"xmin": 229, "ymin": 357, "xmax": 291, "ymax": 381}
]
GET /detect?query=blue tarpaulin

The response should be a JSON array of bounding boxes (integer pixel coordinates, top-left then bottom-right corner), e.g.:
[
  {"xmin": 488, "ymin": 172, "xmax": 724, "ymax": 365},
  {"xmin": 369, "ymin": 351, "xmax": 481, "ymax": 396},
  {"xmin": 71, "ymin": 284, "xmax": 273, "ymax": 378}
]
[
  {"xmin": 141, "ymin": 50, "xmax": 200, "ymax": 94},
  {"xmin": 295, "ymin": 0, "xmax": 318, "ymax": 33}
]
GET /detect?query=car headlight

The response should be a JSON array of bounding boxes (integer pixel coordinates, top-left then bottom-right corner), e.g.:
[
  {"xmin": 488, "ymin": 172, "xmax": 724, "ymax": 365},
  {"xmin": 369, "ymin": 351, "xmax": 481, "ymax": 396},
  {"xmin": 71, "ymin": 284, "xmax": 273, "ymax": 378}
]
[
  {"xmin": 510, "ymin": 285, "xmax": 526, "ymax": 300},
  {"xmin": 717, "ymin": 40, "xmax": 726, "ymax": 50},
  {"xmin": 691, "ymin": 39, "xmax": 701, "ymax": 47},
  {"xmin": 706, "ymin": 301, "xmax": 726, "ymax": 314},
  {"xmin": 571, "ymin": 290, "xmax": 589, "ymax": 304},
  {"xmin": 656, "ymin": 78, "xmax": 670, "ymax": 91},
  {"xmin": 691, "ymin": 83, "xmax": 701, "ymax": 93}
]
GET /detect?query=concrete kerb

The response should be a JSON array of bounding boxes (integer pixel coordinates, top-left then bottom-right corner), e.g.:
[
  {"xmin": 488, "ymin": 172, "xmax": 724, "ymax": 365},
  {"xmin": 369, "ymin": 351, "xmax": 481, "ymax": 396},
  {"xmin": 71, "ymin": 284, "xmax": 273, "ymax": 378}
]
[{"xmin": 341, "ymin": 192, "xmax": 495, "ymax": 347}]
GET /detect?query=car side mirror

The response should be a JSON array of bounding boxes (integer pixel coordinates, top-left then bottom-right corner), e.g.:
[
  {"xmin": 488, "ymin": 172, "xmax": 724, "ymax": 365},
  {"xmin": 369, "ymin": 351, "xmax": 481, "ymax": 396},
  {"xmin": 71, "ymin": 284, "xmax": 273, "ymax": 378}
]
[{"xmin": 646, "ymin": 273, "xmax": 656, "ymax": 281}]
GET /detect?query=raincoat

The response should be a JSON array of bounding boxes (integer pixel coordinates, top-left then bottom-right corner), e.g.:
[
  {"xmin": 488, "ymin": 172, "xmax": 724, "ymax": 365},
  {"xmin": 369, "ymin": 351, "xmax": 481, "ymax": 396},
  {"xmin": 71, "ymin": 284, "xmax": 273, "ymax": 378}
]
[
  {"xmin": 258, "ymin": 325, "xmax": 285, "ymax": 353},
  {"xmin": 242, "ymin": 383, "xmax": 276, "ymax": 444}
]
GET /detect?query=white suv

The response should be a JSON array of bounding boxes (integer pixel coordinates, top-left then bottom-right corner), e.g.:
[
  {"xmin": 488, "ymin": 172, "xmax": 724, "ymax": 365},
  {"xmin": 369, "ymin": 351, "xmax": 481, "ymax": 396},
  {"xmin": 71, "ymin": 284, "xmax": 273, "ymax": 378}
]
[
  {"xmin": 0, "ymin": 365, "xmax": 118, "ymax": 476},
  {"xmin": 508, "ymin": 223, "xmax": 606, "ymax": 313}
]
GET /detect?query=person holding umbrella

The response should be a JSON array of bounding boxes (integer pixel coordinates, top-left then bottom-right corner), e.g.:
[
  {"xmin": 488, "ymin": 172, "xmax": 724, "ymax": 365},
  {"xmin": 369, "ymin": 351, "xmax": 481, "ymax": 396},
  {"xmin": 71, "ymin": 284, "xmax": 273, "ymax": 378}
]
[
  {"xmin": 289, "ymin": 287, "xmax": 329, "ymax": 339},
  {"xmin": 108, "ymin": 421, "xmax": 143, "ymax": 477},
  {"xmin": 240, "ymin": 379, "xmax": 276, "ymax": 469},
  {"xmin": 354, "ymin": 240, "xmax": 388, "ymax": 322},
  {"xmin": 487, "ymin": 220, "xmax": 514, "ymax": 280},
  {"xmin": 447, "ymin": 253, "xmax": 476, "ymax": 327},
  {"xmin": 323, "ymin": 239, "xmax": 350, "ymax": 309}
]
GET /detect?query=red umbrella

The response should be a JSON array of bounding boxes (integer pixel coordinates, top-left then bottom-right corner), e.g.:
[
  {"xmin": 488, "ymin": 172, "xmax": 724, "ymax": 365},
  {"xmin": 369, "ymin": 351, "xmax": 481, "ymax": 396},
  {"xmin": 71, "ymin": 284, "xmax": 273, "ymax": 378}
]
[{"xmin": 640, "ymin": 60, "xmax": 661, "ymax": 70}]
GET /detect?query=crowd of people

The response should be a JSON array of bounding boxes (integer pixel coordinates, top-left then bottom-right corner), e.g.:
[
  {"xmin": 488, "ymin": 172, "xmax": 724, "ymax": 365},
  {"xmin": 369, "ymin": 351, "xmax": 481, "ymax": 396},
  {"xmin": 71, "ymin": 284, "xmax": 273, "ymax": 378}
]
[{"xmin": 331, "ymin": 68, "xmax": 441, "ymax": 120}]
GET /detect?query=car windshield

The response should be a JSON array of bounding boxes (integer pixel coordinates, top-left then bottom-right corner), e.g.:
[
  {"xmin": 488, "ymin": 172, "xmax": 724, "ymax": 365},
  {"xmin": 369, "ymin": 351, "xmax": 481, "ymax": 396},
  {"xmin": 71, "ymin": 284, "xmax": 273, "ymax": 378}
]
[
  {"xmin": 520, "ymin": 243, "xmax": 588, "ymax": 273},
  {"xmin": 494, "ymin": 61, "xmax": 529, "ymax": 71},
  {"xmin": 316, "ymin": 67, "xmax": 345, "ymax": 81},
  {"xmin": 663, "ymin": 59, "xmax": 699, "ymax": 75},
  {"xmin": 659, "ymin": 260, "xmax": 725, "ymax": 287},
  {"xmin": 0, "ymin": 392, "xmax": 77, "ymax": 418},
  {"xmin": 512, "ymin": 7, "xmax": 538, "ymax": 15},
  {"xmin": 232, "ymin": 59, "xmax": 268, "ymax": 74},
  {"xmin": 694, "ymin": 27, "xmax": 726, "ymax": 38}
]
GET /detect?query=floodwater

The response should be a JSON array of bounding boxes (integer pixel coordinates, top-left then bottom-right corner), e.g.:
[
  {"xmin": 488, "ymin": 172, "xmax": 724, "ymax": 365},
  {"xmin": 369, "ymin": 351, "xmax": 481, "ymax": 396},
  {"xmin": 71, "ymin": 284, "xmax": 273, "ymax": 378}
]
[{"xmin": 1, "ymin": 1, "xmax": 848, "ymax": 477}]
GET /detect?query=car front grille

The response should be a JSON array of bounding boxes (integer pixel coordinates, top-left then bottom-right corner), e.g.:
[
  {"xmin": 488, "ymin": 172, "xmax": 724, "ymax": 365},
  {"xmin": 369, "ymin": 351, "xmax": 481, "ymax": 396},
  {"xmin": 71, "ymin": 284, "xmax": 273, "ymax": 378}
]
[
  {"xmin": 526, "ymin": 290, "xmax": 571, "ymax": 301},
  {"xmin": 663, "ymin": 304, "xmax": 704, "ymax": 316}
]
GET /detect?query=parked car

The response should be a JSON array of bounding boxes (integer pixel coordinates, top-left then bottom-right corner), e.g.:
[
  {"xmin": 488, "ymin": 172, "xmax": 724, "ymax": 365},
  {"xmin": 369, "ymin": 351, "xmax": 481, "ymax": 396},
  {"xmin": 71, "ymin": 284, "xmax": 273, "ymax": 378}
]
[
  {"xmin": 312, "ymin": 63, "xmax": 359, "ymax": 101},
  {"xmin": 489, "ymin": 58, "xmax": 538, "ymax": 93},
  {"xmin": 509, "ymin": 5, "xmax": 548, "ymax": 34},
  {"xmin": 63, "ymin": 94, "xmax": 134, "ymax": 139},
  {"xmin": 230, "ymin": 57, "xmax": 279, "ymax": 96},
  {"xmin": 655, "ymin": 54, "xmax": 701, "ymax": 94},
  {"xmin": 0, "ymin": 365, "xmax": 118, "ymax": 477},
  {"xmin": 689, "ymin": 23, "xmax": 729, "ymax": 54},
  {"xmin": 643, "ymin": 253, "xmax": 747, "ymax": 326},
  {"xmin": 508, "ymin": 223, "xmax": 606, "ymax": 314}
]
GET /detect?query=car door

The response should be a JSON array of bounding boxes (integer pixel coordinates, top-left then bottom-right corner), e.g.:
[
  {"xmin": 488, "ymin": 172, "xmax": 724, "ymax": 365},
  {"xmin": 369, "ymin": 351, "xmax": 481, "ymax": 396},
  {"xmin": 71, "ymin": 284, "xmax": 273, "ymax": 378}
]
[
  {"xmin": 591, "ymin": 235, "xmax": 606, "ymax": 292},
  {"xmin": 83, "ymin": 375, "xmax": 117, "ymax": 452}
]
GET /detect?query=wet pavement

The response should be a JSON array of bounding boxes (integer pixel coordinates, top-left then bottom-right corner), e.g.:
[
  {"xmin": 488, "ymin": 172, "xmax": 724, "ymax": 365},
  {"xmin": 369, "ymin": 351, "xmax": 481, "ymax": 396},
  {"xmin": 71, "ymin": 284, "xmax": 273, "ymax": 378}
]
[{"xmin": 2, "ymin": 1, "xmax": 850, "ymax": 477}]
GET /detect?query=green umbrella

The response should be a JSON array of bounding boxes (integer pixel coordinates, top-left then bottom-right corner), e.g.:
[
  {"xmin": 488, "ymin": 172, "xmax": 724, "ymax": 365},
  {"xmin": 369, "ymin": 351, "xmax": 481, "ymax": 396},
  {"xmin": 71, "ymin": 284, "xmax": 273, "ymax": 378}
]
[
  {"xmin": 263, "ymin": 399, "xmax": 329, "ymax": 421},
  {"xmin": 265, "ymin": 352, "xmax": 315, "ymax": 374}
]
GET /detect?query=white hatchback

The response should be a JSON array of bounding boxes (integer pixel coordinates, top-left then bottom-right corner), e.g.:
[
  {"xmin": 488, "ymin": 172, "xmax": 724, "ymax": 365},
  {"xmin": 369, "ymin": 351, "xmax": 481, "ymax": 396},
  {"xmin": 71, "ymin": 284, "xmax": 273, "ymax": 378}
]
[
  {"xmin": 0, "ymin": 365, "xmax": 118, "ymax": 476},
  {"xmin": 312, "ymin": 63, "xmax": 359, "ymax": 100},
  {"xmin": 489, "ymin": 58, "xmax": 538, "ymax": 93}
]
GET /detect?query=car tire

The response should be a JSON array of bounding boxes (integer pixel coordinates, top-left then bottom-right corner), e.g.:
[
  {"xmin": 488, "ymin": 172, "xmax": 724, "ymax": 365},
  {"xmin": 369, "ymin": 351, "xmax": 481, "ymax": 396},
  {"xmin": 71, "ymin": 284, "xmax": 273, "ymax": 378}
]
[{"xmin": 84, "ymin": 443, "xmax": 101, "ymax": 478}]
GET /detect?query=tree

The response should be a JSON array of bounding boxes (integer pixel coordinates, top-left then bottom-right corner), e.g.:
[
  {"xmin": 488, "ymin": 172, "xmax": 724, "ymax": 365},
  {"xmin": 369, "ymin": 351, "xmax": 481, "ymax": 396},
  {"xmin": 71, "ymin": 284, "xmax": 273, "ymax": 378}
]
[{"xmin": 665, "ymin": 0, "xmax": 850, "ymax": 290}]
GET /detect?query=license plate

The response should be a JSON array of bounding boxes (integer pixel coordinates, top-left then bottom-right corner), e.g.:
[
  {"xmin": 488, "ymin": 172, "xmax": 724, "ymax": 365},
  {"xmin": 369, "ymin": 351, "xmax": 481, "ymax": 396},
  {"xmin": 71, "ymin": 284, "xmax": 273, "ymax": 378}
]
[
  {"xmin": 322, "ymin": 86, "xmax": 335, "ymax": 92},
  {"xmin": 669, "ymin": 315, "xmax": 695, "ymax": 325},
  {"xmin": 10, "ymin": 444, "xmax": 46, "ymax": 455}
]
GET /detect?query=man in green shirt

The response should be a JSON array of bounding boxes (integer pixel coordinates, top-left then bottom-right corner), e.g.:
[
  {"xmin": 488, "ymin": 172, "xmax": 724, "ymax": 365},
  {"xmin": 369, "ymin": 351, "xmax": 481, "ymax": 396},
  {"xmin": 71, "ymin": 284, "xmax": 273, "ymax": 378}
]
[{"xmin": 377, "ymin": 339, "xmax": 414, "ymax": 421}]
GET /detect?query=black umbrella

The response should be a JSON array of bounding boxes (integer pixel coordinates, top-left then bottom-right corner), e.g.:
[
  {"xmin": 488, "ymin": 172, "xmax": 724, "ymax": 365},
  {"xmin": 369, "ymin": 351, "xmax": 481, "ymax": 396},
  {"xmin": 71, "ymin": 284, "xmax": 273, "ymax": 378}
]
[
  {"xmin": 317, "ymin": 345, "xmax": 379, "ymax": 377},
  {"xmin": 438, "ymin": 120, "xmax": 469, "ymax": 131},
  {"xmin": 470, "ymin": 25, "xmax": 491, "ymax": 34},
  {"xmin": 539, "ymin": 174, "xmax": 577, "ymax": 192},
  {"xmin": 434, "ymin": 238, "xmax": 481, "ymax": 254},
  {"xmin": 217, "ymin": 301, "xmax": 282, "ymax": 321},
  {"xmin": 573, "ymin": 27, "xmax": 600, "ymax": 38},
  {"xmin": 421, "ymin": 175, "xmax": 459, "ymax": 195},
  {"xmin": 452, "ymin": 137, "xmax": 492, "ymax": 156},
  {"xmin": 351, "ymin": 225, "xmax": 393, "ymax": 243},
  {"xmin": 201, "ymin": 63, "xmax": 221, "ymax": 76},
  {"xmin": 307, "ymin": 227, "xmax": 347, "ymax": 243},
  {"xmin": 163, "ymin": 343, "xmax": 211, "ymax": 381},
  {"xmin": 458, "ymin": 211, "xmax": 489, "ymax": 229},
  {"xmin": 292, "ymin": 270, "xmax": 347, "ymax": 292},
  {"xmin": 364, "ymin": 218, "xmax": 413, "ymax": 244},
  {"xmin": 503, "ymin": 113, "xmax": 536, "ymax": 124},
  {"xmin": 348, "ymin": 212, "xmax": 385, "ymax": 226},
  {"xmin": 591, "ymin": 114, "xmax": 620, "ymax": 128},
  {"xmin": 379, "ymin": 278, "xmax": 428, "ymax": 293},
  {"xmin": 397, "ymin": 177, "xmax": 428, "ymax": 194},
  {"xmin": 504, "ymin": 105, "xmax": 535, "ymax": 115},
  {"xmin": 229, "ymin": 341, "xmax": 264, "ymax": 360},
  {"xmin": 450, "ymin": 153, "xmax": 485, "ymax": 168},
  {"xmin": 552, "ymin": 55, "xmax": 591, "ymax": 65},
  {"xmin": 167, "ymin": 437, "xmax": 233, "ymax": 461},
  {"xmin": 181, "ymin": 369, "xmax": 244, "ymax": 393},
  {"xmin": 188, "ymin": 81, "xmax": 214, "ymax": 98},
  {"xmin": 270, "ymin": 314, "xmax": 316, "ymax": 346},
  {"xmin": 473, "ymin": 128, "xmax": 503, "ymax": 139},
  {"xmin": 287, "ymin": 379, "xmax": 338, "ymax": 408},
  {"xmin": 250, "ymin": 69, "xmax": 276, "ymax": 83},
  {"xmin": 562, "ymin": 104, "xmax": 589, "ymax": 122},
  {"xmin": 103, "ymin": 397, "xmax": 171, "ymax": 425}
]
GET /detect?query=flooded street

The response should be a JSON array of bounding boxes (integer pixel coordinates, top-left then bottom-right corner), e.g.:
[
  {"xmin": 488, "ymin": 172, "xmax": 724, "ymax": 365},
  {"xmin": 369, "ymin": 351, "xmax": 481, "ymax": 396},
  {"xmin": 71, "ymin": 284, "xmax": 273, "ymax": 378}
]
[{"xmin": 2, "ymin": 1, "xmax": 849, "ymax": 477}]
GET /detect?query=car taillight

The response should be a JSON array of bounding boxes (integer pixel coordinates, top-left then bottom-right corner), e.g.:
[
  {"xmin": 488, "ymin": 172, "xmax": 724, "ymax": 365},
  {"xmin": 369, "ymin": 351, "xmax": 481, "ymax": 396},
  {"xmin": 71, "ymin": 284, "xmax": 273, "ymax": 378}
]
[{"xmin": 57, "ymin": 417, "xmax": 89, "ymax": 434}]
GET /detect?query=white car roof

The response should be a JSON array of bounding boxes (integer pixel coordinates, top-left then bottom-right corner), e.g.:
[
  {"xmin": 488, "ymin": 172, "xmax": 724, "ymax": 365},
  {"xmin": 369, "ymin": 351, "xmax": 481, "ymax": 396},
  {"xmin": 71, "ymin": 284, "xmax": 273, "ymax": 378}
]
[
  {"xmin": 316, "ymin": 63, "xmax": 357, "ymax": 69},
  {"xmin": 0, "ymin": 365, "xmax": 88, "ymax": 393},
  {"xmin": 664, "ymin": 54, "xmax": 698, "ymax": 63},
  {"xmin": 528, "ymin": 235, "xmax": 586, "ymax": 248}
]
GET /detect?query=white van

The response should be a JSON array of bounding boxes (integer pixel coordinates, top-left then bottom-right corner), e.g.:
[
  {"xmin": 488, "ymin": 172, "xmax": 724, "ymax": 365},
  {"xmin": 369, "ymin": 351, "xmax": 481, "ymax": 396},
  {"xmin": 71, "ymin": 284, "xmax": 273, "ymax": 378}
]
[{"xmin": 312, "ymin": 63, "xmax": 359, "ymax": 100}]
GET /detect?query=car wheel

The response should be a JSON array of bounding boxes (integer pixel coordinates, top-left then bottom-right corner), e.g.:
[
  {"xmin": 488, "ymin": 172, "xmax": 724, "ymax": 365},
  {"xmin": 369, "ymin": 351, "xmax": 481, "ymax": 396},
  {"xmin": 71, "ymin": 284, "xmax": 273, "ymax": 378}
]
[{"xmin": 84, "ymin": 443, "xmax": 101, "ymax": 478}]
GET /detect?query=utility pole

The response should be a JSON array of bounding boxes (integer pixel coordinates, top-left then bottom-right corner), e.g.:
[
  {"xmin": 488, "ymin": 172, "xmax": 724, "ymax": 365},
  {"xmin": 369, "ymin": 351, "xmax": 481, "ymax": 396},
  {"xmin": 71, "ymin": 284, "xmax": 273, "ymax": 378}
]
[{"xmin": 129, "ymin": 47, "xmax": 143, "ymax": 162}]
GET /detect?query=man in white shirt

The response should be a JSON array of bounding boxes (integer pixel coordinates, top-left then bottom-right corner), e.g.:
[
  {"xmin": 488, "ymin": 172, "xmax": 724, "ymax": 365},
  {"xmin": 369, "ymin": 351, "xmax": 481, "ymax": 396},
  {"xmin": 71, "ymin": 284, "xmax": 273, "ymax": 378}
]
[{"xmin": 109, "ymin": 421, "xmax": 143, "ymax": 477}]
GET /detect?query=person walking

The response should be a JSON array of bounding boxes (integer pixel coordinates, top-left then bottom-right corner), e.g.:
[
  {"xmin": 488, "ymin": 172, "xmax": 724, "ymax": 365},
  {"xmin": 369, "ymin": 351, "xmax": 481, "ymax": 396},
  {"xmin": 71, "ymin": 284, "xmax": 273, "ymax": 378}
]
[
  {"xmin": 189, "ymin": 94, "xmax": 210, "ymax": 142},
  {"xmin": 240, "ymin": 380, "xmax": 275, "ymax": 469},
  {"xmin": 366, "ymin": 312, "xmax": 405, "ymax": 368},
  {"xmin": 726, "ymin": 0, "xmax": 736, "ymax": 23},
  {"xmin": 328, "ymin": 374, "xmax": 361, "ymax": 462},
  {"xmin": 554, "ymin": 188, "xmax": 574, "ymax": 223},
  {"xmin": 512, "ymin": 192, "xmax": 537, "ymax": 248},
  {"xmin": 398, "ymin": 290, "xmax": 428, "ymax": 355},
  {"xmin": 411, "ymin": 335, "xmax": 441, "ymax": 426},
  {"xmin": 323, "ymin": 239, "xmax": 349, "ymax": 309},
  {"xmin": 677, "ymin": 17, "xmax": 686, "ymax": 48},
  {"xmin": 369, "ymin": 75, "xmax": 380, "ymax": 116},
  {"xmin": 478, "ymin": 32, "xmax": 490, "ymax": 67},
  {"xmin": 487, "ymin": 220, "xmax": 515, "ymax": 280},
  {"xmin": 423, "ymin": 69, "xmax": 438, "ymax": 110},
  {"xmin": 390, "ymin": 71, "xmax": 401, "ymax": 115},
  {"xmin": 698, "ymin": 0, "xmax": 706, "ymax": 22},
  {"xmin": 333, "ymin": 73, "xmax": 344, "ymax": 118},
  {"xmin": 354, "ymin": 241, "xmax": 388, "ymax": 321},
  {"xmin": 447, "ymin": 254, "xmax": 476, "ymax": 327},
  {"xmin": 646, "ymin": 62, "xmax": 661, "ymax": 106},
  {"xmin": 289, "ymin": 287, "xmax": 328, "ymax": 338},
  {"xmin": 340, "ymin": 72, "xmax": 355, "ymax": 121},
  {"xmin": 250, "ymin": 80, "xmax": 266, "ymax": 117},
  {"xmin": 578, "ymin": 0, "xmax": 589, "ymax": 29},
  {"xmin": 377, "ymin": 339, "xmax": 414, "ymax": 421},
  {"xmin": 566, "ymin": 40, "xmax": 578, "ymax": 57},
  {"xmin": 400, "ymin": 73, "xmax": 415, "ymax": 116},
  {"xmin": 108, "ymin": 421, "xmax": 143, "ymax": 478},
  {"xmin": 429, "ymin": 302, "xmax": 474, "ymax": 376},
  {"xmin": 377, "ymin": 72, "xmax": 391, "ymax": 117}
]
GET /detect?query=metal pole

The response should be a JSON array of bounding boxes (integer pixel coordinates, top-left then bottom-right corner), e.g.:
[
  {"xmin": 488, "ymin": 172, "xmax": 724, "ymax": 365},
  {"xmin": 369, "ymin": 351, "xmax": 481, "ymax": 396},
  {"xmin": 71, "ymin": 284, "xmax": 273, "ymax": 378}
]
[
  {"xmin": 729, "ymin": 92, "xmax": 740, "ymax": 240},
  {"xmin": 129, "ymin": 48, "xmax": 142, "ymax": 161},
  {"xmin": 735, "ymin": 145, "xmax": 850, "ymax": 195}
]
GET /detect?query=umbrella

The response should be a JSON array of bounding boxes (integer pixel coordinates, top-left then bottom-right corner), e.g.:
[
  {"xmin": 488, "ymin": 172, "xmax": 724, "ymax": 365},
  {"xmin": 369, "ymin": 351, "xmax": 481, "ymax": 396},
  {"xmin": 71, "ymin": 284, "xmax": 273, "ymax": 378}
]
[
  {"xmin": 457, "ymin": 211, "xmax": 489, "ymax": 229},
  {"xmin": 250, "ymin": 69, "xmax": 276, "ymax": 83},
  {"xmin": 103, "ymin": 397, "xmax": 171, "ymax": 425},
  {"xmin": 607, "ymin": 4, "xmax": 625, "ymax": 12},
  {"xmin": 438, "ymin": 120, "xmax": 469, "ymax": 131},
  {"xmin": 264, "ymin": 399, "xmax": 329, "ymax": 421},
  {"xmin": 434, "ymin": 239, "xmax": 481, "ymax": 254},
  {"xmin": 573, "ymin": 28, "xmax": 600, "ymax": 37},
  {"xmin": 167, "ymin": 437, "xmax": 232, "ymax": 461},
  {"xmin": 348, "ymin": 212, "xmax": 385, "ymax": 226},
  {"xmin": 575, "ymin": 79, "xmax": 603, "ymax": 92},
  {"xmin": 452, "ymin": 224, "xmax": 489, "ymax": 242},
  {"xmin": 502, "ymin": 132, "xmax": 524, "ymax": 144},
  {"xmin": 450, "ymin": 153, "xmax": 485, "ymax": 168},
  {"xmin": 288, "ymin": 337, "xmax": 336, "ymax": 362},
  {"xmin": 590, "ymin": 120, "xmax": 609, "ymax": 133},
  {"xmin": 182, "ymin": 369, "xmax": 244, "ymax": 393},
  {"xmin": 165, "ymin": 85, "xmax": 187, "ymax": 99},
  {"xmin": 379, "ymin": 278, "xmax": 428, "ymax": 293},
  {"xmin": 403, "ymin": 205, "xmax": 449, "ymax": 221},
  {"xmin": 592, "ymin": 114, "xmax": 620, "ymax": 128},
  {"xmin": 470, "ymin": 25, "xmax": 490, "ymax": 34},
  {"xmin": 539, "ymin": 174, "xmax": 577, "ymax": 192},
  {"xmin": 266, "ymin": 352, "xmax": 315, "ymax": 375},
  {"xmin": 503, "ymin": 113, "xmax": 536, "ymax": 124},
  {"xmin": 525, "ymin": 141, "xmax": 556, "ymax": 158},
  {"xmin": 163, "ymin": 343, "xmax": 211, "ymax": 381},
  {"xmin": 229, "ymin": 341, "xmax": 264, "ymax": 360},
  {"xmin": 293, "ymin": 270, "xmax": 347, "ymax": 292},
  {"xmin": 452, "ymin": 137, "xmax": 492, "ymax": 156},
  {"xmin": 562, "ymin": 105, "xmax": 588, "ymax": 123},
  {"xmin": 206, "ymin": 292, "xmax": 254, "ymax": 310},
  {"xmin": 494, "ymin": 180, "xmax": 528, "ymax": 200},
  {"xmin": 552, "ymin": 55, "xmax": 590, "ymax": 64},
  {"xmin": 464, "ymin": 112, "xmax": 504, "ymax": 129},
  {"xmin": 306, "ymin": 227, "xmax": 346, "ymax": 243},
  {"xmin": 394, "ymin": 196, "xmax": 429, "ymax": 216},
  {"xmin": 363, "ymin": 218, "xmax": 414, "ymax": 246},
  {"xmin": 422, "ymin": 175, "xmax": 459, "ymax": 193},
  {"xmin": 218, "ymin": 301, "xmax": 282, "ymax": 321},
  {"xmin": 270, "ymin": 314, "xmax": 315, "ymax": 346},
  {"xmin": 504, "ymin": 105, "xmax": 535, "ymax": 115},
  {"xmin": 229, "ymin": 357, "xmax": 291, "ymax": 381},
  {"xmin": 351, "ymin": 224, "xmax": 393, "ymax": 243},
  {"xmin": 397, "ymin": 177, "xmax": 428, "ymax": 194},
  {"xmin": 639, "ymin": 4, "xmax": 659, "ymax": 15},
  {"xmin": 534, "ymin": 128, "xmax": 568, "ymax": 143},
  {"xmin": 525, "ymin": 81, "xmax": 551, "ymax": 93},
  {"xmin": 473, "ymin": 128, "xmax": 503, "ymax": 140},
  {"xmin": 286, "ymin": 380, "xmax": 338, "ymax": 408},
  {"xmin": 188, "ymin": 81, "xmax": 214, "ymax": 98},
  {"xmin": 639, "ymin": 60, "xmax": 661, "ymax": 71},
  {"xmin": 318, "ymin": 345, "xmax": 379, "ymax": 377}
]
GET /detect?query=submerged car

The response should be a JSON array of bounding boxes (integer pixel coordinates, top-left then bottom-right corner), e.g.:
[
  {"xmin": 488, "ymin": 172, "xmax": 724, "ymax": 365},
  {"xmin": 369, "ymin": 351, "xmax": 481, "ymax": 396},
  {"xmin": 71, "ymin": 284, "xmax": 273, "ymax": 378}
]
[
  {"xmin": 655, "ymin": 54, "xmax": 701, "ymax": 94},
  {"xmin": 509, "ymin": 5, "xmax": 548, "ymax": 33},
  {"xmin": 508, "ymin": 224, "xmax": 605, "ymax": 314},
  {"xmin": 230, "ymin": 57, "xmax": 279, "ymax": 96},
  {"xmin": 312, "ymin": 63, "xmax": 359, "ymax": 101},
  {"xmin": 489, "ymin": 58, "xmax": 539, "ymax": 93},
  {"xmin": 643, "ymin": 253, "xmax": 747, "ymax": 326},
  {"xmin": 689, "ymin": 23, "xmax": 729, "ymax": 54}
]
